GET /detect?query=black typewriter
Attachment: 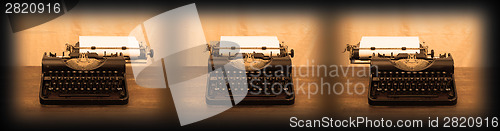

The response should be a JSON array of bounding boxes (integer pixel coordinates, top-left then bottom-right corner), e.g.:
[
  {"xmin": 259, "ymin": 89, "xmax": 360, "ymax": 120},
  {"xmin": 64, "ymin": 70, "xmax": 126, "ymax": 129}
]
[
  {"xmin": 39, "ymin": 50, "xmax": 128, "ymax": 105},
  {"xmin": 345, "ymin": 36, "xmax": 457, "ymax": 105},
  {"xmin": 206, "ymin": 37, "xmax": 295, "ymax": 105}
]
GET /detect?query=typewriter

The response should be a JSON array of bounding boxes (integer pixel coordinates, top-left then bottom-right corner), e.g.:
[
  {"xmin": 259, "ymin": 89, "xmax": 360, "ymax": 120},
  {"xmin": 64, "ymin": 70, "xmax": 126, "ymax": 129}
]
[
  {"xmin": 345, "ymin": 36, "xmax": 457, "ymax": 105},
  {"xmin": 206, "ymin": 36, "xmax": 295, "ymax": 105},
  {"xmin": 39, "ymin": 36, "xmax": 153, "ymax": 105}
]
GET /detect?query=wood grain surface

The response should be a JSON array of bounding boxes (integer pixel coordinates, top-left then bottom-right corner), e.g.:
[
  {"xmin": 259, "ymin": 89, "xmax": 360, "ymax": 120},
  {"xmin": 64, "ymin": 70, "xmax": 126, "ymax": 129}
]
[{"xmin": 10, "ymin": 66, "xmax": 485, "ymax": 128}]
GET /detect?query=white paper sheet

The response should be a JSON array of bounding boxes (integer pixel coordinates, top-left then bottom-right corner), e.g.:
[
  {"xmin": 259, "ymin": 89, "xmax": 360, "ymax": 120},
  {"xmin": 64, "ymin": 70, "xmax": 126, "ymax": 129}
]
[
  {"xmin": 359, "ymin": 36, "xmax": 420, "ymax": 58},
  {"xmin": 219, "ymin": 36, "xmax": 281, "ymax": 56},
  {"xmin": 79, "ymin": 36, "xmax": 141, "ymax": 58}
]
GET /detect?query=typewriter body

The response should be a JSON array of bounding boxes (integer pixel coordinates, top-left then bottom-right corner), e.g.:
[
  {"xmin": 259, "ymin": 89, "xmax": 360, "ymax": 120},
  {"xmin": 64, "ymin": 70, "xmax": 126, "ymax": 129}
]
[
  {"xmin": 345, "ymin": 36, "xmax": 457, "ymax": 105},
  {"xmin": 40, "ymin": 52, "xmax": 128, "ymax": 105},
  {"xmin": 206, "ymin": 36, "xmax": 295, "ymax": 105},
  {"xmin": 39, "ymin": 36, "xmax": 152, "ymax": 105}
]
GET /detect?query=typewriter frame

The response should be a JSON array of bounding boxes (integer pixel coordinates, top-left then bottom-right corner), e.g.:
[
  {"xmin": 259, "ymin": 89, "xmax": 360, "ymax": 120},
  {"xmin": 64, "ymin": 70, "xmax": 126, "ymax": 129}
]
[
  {"xmin": 346, "ymin": 42, "xmax": 458, "ymax": 105},
  {"xmin": 39, "ymin": 52, "xmax": 129, "ymax": 105},
  {"xmin": 367, "ymin": 56, "xmax": 457, "ymax": 105},
  {"xmin": 205, "ymin": 41, "xmax": 295, "ymax": 105}
]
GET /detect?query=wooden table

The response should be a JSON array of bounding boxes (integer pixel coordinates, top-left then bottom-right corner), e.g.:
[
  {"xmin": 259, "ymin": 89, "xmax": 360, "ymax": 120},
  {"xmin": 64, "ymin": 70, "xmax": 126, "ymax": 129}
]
[{"xmin": 10, "ymin": 66, "xmax": 485, "ymax": 129}]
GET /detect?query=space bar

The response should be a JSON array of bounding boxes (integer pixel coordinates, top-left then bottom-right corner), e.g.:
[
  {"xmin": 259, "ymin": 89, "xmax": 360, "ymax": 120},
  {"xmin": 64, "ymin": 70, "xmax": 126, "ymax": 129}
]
[
  {"xmin": 388, "ymin": 95, "xmax": 438, "ymax": 98},
  {"xmin": 59, "ymin": 94, "xmax": 110, "ymax": 97}
]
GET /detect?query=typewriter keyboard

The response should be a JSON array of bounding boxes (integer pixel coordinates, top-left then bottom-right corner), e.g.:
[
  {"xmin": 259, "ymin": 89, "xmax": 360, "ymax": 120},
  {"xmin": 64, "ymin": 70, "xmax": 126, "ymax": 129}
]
[
  {"xmin": 208, "ymin": 70, "xmax": 293, "ymax": 97},
  {"xmin": 371, "ymin": 71, "xmax": 455, "ymax": 98},
  {"xmin": 41, "ymin": 70, "xmax": 127, "ymax": 98}
]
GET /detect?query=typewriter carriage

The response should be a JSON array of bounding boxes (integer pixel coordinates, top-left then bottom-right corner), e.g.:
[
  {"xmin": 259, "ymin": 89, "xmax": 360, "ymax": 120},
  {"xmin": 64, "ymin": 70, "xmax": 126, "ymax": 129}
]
[
  {"xmin": 65, "ymin": 41, "xmax": 154, "ymax": 63},
  {"xmin": 207, "ymin": 41, "xmax": 294, "ymax": 71}
]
